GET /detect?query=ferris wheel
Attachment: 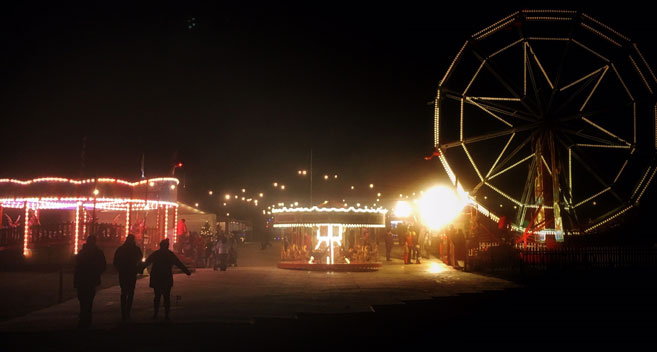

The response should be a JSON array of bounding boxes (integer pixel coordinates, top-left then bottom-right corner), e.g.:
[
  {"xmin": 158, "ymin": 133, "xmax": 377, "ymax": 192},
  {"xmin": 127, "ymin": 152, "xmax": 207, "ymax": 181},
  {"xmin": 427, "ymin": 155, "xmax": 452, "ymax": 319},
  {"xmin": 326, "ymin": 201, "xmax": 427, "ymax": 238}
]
[{"xmin": 434, "ymin": 10, "xmax": 657, "ymax": 236}]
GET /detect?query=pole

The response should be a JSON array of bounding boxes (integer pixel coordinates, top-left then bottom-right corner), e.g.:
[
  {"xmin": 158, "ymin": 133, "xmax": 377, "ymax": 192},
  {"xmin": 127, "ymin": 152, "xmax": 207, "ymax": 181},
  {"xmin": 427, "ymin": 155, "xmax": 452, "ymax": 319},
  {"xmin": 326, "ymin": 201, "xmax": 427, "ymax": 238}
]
[
  {"xmin": 23, "ymin": 201, "xmax": 29, "ymax": 256},
  {"xmin": 310, "ymin": 149, "xmax": 313, "ymax": 206},
  {"xmin": 58, "ymin": 264, "xmax": 64, "ymax": 303}
]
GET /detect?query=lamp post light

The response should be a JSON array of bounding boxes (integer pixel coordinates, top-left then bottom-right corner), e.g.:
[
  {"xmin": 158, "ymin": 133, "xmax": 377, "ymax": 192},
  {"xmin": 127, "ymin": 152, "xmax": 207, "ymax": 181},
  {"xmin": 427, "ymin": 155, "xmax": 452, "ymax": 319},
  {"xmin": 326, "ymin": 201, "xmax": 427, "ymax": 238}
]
[{"xmin": 170, "ymin": 162, "xmax": 183, "ymax": 176}]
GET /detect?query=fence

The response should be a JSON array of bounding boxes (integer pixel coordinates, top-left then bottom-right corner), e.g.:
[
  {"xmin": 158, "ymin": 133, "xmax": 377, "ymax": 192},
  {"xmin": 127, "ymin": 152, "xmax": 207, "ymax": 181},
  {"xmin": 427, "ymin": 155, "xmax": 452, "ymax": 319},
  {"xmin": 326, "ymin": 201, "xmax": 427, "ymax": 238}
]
[
  {"xmin": 465, "ymin": 241, "xmax": 657, "ymax": 272},
  {"xmin": 0, "ymin": 226, "xmax": 22, "ymax": 249},
  {"xmin": 89, "ymin": 223, "xmax": 123, "ymax": 244},
  {"xmin": 30, "ymin": 223, "xmax": 75, "ymax": 246},
  {"xmin": 1, "ymin": 222, "xmax": 126, "ymax": 251}
]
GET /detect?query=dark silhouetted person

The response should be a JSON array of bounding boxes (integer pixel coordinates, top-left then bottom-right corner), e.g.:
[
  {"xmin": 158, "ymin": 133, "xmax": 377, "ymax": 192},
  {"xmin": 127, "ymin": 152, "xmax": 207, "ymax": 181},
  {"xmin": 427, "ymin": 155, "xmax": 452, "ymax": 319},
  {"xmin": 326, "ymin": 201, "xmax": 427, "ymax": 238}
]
[
  {"xmin": 141, "ymin": 239, "xmax": 191, "ymax": 320},
  {"xmin": 454, "ymin": 229, "xmax": 466, "ymax": 269},
  {"xmin": 215, "ymin": 233, "xmax": 230, "ymax": 271},
  {"xmin": 228, "ymin": 233, "xmax": 238, "ymax": 267},
  {"xmin": 384, "ymin": 229, "xmax": 394, "ymax": 261},
  {"xmin": 74, "ymin": 235, "xmax": 106, "ymax": 328},
  {"xmin": 260, "ymin": 230, "xmax": 272, "ymax": 249},
  {"xmin": 113, "ymin": 234, "xmax": 143, "ymax": 321}
]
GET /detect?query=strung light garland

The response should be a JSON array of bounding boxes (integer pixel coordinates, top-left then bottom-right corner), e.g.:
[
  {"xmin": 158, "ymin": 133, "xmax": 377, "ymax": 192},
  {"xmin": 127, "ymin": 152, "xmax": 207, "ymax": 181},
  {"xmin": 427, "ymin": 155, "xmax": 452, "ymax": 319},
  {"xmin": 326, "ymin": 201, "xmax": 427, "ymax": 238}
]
[
  {"xmin": 0, "ymin": 177, "xmax": 179, "ymax": 186},
  {"xmin": 271, "ymin": 206, "xmax": 387, "ymax": 214},
  {"xmin": 273, "ymin": 223, "xmax": 386, "ymax": 228}
]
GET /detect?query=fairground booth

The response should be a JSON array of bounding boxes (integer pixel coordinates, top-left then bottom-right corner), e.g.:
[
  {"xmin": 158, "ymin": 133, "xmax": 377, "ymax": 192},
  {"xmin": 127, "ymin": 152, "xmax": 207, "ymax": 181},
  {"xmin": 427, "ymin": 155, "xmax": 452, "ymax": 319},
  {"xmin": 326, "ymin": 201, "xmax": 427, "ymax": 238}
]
[
  {"xmin": 0, "ymin": 177, "xmax": 179, "ymax": 264},
  {"xmin": 273, "ymin": 205, "xmax": 387, "ymax": 271}
]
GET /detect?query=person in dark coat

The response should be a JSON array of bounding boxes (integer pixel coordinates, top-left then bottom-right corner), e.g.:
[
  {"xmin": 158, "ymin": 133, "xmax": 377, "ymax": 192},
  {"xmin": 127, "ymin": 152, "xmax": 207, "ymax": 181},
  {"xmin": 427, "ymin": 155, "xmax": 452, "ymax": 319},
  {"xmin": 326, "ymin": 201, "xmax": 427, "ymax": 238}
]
[
  {"xmin": 113, "ymin": 234, "xmax": 143, "ymax": 321},
  {"xmin": 141, "ymin": 239, "xmax": 191, "ymax": 320},
  {"xmin": 228, "ymin": 233, "xmax": 238, "ymax": 267},
  {"xmin": 384, "ymin": 229, "xmax": 394, "ymax": 261},
  {"xmin": 73, "ymin": 235, "xmax": 106, "ymax": 328},
  {"xmin": 215, "ymin": 233, "xmax": 230, "ymax": 271}
]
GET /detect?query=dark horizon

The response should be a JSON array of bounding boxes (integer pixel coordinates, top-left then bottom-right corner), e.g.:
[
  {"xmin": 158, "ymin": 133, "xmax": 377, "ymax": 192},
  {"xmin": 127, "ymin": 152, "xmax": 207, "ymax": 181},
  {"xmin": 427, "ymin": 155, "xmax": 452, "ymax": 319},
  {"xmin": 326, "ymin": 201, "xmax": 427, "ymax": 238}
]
[{"xmin": 2, "ymin": 2, "xmax": 657, "ymax": 219}]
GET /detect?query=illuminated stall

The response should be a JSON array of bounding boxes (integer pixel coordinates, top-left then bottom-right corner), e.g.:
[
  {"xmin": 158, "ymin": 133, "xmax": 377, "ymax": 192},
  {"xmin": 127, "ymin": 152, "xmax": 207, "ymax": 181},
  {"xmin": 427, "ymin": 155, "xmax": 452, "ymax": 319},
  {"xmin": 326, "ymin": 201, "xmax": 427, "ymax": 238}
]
[
  {"xmin": 0, "ymin": 177, "xmax": 179, "ymax": 262},
  {"xmin": 273, "ymin": 205, "xmax": 387, "ymax": 271}
]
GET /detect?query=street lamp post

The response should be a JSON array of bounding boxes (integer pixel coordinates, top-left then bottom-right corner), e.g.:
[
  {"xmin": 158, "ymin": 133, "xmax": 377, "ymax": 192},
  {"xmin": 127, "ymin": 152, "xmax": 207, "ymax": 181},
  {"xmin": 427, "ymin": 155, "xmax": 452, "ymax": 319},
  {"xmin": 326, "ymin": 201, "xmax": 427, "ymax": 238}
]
[{"xmin": 310, "ymin": 149, "xmax": 313, "ymax": 206}]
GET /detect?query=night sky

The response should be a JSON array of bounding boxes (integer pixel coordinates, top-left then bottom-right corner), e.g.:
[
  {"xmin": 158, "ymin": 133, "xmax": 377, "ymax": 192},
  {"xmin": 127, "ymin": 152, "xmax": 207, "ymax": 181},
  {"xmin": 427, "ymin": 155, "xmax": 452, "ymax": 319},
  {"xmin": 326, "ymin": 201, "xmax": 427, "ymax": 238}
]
[{"xmin": 2, "ymin": 2, "xmax": 656, "ymax": 217}]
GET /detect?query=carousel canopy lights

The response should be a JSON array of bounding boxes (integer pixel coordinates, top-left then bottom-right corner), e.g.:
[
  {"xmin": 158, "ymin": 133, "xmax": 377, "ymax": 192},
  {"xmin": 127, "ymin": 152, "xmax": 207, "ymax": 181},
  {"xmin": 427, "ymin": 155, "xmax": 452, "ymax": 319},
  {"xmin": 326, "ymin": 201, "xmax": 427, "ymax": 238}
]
[
  {"xmin": 0, "ymin": 177, "xmax": 179, "ymax": 186},
  {"xmin": 271, "ymin": 206, "xmax": 387, "ymax": 214},
  {"xmin": 0, "ymin": 177, "xmax": 179, "ymax": 211},
  {"xmin": 273, "ymin": 223, "xmax": 385, "ymax": 228},
  {"xmin": 418, "ymin": 185, "xmax": 468, "ymax": 230}
]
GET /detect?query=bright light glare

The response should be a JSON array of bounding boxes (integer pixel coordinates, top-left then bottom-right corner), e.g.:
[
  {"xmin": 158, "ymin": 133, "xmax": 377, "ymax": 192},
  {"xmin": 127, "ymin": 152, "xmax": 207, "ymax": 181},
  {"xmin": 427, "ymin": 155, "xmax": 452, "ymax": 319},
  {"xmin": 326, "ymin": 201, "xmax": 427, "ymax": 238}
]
[
  {"xmin": 394, "ymin": 201, "xmax": 413, "ymax": 218},
  {"xmin": 428, "ymin": 262, "xmax": 447, "ymax": 273},
  {"xmin": 418, "ymin": 185, "xmax": 467, "ymax": 230}
]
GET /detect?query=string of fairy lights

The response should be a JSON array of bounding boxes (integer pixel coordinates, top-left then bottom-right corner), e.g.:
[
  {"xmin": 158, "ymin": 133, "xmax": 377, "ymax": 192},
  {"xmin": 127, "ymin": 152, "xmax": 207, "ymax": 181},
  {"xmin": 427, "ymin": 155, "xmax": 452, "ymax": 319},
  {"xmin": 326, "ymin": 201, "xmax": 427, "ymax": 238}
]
[
  {"xmin": 192, "ymin": 168, "xmax": 485, "ymax": 219},
  {"xmin": 193, "ymin": 169, "xmax": 430, "ymax": 217}
]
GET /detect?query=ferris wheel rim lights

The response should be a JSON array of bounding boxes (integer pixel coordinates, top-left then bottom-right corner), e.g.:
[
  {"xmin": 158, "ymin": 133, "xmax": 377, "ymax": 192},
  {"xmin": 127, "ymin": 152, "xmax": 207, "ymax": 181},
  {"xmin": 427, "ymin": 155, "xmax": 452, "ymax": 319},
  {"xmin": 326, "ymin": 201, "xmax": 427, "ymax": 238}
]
[{"xmin": 434, "ymin": 11, "xmax": 657, "ymax": 234}]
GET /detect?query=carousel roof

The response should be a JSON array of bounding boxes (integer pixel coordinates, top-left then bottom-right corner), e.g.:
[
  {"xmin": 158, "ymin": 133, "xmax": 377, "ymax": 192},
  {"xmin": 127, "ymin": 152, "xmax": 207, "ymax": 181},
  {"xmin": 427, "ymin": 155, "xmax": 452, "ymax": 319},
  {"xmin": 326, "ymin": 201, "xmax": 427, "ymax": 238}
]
[
  {"xmin": 0, "ymin": 177, "xmax": 179, "ymax": 210},
  {"xmin": 272, "ymin": 206, "xmax": 387, "ymax": 228}
]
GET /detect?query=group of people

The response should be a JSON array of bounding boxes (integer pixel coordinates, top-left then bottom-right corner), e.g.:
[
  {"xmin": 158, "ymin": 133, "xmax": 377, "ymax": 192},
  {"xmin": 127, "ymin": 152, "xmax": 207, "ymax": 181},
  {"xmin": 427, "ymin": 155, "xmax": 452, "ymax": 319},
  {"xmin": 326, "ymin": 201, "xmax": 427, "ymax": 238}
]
[
  {"xmin": 210, "ymin": 231, "xmax": 238, "ymax": 271},
  {"xmin": 381, "ymin": 227, "xmax": 442, "ymax": 264},
  {"xmin": 73, "ymin": 234, "xmax": 191, "ymax": 328},
  {"xmin": 176, "ymin": 220, "xmax": 240, "ymax": 270}
]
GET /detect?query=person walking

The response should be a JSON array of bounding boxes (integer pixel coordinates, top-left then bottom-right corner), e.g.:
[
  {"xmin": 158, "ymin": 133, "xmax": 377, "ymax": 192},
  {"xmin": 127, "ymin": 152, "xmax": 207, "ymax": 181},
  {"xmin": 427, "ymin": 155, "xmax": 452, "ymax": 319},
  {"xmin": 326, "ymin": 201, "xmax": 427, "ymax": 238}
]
[
  {"xmin": 73, "ymin": 235, "xmax": 106, "ymax": 328},
  {"xmin": 141, "ymin": 239, "xmax": 191, "ymax": 320},
  {"xmin": 412, "ymin": 230, "xmax": 421, "ymax": 264},
  {"xmin": 215, "ymin": 232, "xmax": 230, "ymax": 271},
  {"xmin": 228, "ymin": 233, "xmax": 238, "ymax": 267},
  {"xmin": 404, "ymin": 230, "xmax": 413, "ymax": 264},
  {"xmin": 113, "ymin": 234, "xmax": 143, "ymax": 321},
  {"xmin": 384, "ymin": 229, "xmax": 394, "ymax": 261}
]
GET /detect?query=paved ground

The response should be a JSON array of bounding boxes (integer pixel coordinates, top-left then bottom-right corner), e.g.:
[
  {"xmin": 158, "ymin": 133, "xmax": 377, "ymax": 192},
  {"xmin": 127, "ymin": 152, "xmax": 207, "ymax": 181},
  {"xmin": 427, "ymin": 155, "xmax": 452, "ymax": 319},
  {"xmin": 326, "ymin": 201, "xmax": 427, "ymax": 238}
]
[
  {"xmin": 0, "ymin": 267, "xmax": 120, "ymax": 321},
  {"xmin": 0, "ymin": 241, "xmax": 514, "ymax": 331},
  {"xmin": 3, "ymin": 241, "xmax": 656, "ymax": 349}
]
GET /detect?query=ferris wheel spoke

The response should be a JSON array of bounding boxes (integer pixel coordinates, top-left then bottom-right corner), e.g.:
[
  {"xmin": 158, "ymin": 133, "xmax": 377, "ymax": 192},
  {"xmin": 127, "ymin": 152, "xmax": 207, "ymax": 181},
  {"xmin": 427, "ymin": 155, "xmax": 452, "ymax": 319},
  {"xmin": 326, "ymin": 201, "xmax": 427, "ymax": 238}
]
[
  {"xmin": 547, "ymin": 37, "xmax": 575, "ymax": 114},
  {"xmin": 553, "ymin": 74, "xmax": 598, "ymax": 115},
  {"xmin": 559, "ymin": 65, "xmax": 607, "ymax": 92},
  {"xmin": 486, "ymin": 133, "xmax": 516, "ymax": 178},
  {"xmin": 470, "ymin": 48, "xmax": 540, "ymax": 117},
  {"xmin": 571, "ymin": 39, "xmax": 609, "ymax": 63},
  {"xmin": 489, "ymin": 154, "xmax": 534, "ymax": 180},
  {"xmin": 579, "ymin": 66, "xmax": 609, "ymax": 112},
  {"xmin": 580, "ymin": 116, "xmax": 632, "ymax": 146},
  {"xmin": 440, "ymin": 122, "xmax": 540, "ymax": 150},
  {"xmin": 562, "ymin": 128, "xmax": 626, "ymax": 147},
  {"xmin": 465, "ymin": 98, "xmax": 513, "ymax": 127},
  {"xmin": 556, "ymin": 134, "xmax": 624, "ymax": 203},
  {"xmin": 441, "ymin": 88, "xmax": 536, "ymax": 121},
  {"xmin": 488, "ymin": 130, "xmax": 538, "ymax": 177},
  {"xmin": 466, "ymin": 98, "xmax": 537, "ymax": 123},
  {"xmin": 524, "ymin": 44, "xmax": 544, "ymax": 114},
  {"xmin": 526, "ymin": 42, "xmax": 555, "ymax": 90}
]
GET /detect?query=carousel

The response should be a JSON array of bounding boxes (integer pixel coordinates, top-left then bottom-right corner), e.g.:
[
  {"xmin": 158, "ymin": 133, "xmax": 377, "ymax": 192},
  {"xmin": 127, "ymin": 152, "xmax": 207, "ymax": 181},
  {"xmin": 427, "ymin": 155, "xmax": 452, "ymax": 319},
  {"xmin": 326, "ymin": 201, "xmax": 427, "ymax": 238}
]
[
  {"xmin": 273, "ymin": 204, "xmax": 387, "ymax": 271},
  {"xmin": 0, "ymin": 177, "xmax": 179, "ymax": 262}
]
